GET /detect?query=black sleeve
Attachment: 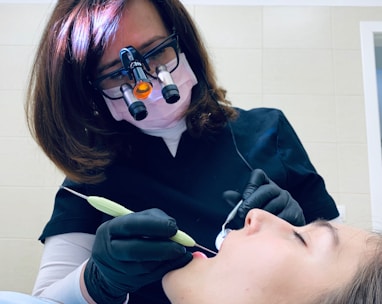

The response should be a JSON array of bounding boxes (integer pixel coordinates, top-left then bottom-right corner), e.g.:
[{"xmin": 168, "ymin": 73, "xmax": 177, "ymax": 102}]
[
  {"xmin": 38, "ymin": 179, "xmax": 105, "ymax": 243},
  {"xmin": 276, "ymin": 111, "xmax": 339, "ymax": 223}
]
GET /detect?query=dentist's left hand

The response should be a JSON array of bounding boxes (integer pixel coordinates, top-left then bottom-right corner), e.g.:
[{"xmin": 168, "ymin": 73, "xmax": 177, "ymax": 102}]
[
  {"xmin": 83, "ymin": 208, "xmax": 193, "ymax": 304},
  {"xmin": 224, "ymin": 169, "xmax": 305, "ymax": 227}
]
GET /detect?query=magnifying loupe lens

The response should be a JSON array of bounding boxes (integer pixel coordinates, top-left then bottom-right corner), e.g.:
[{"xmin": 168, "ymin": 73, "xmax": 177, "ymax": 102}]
[{"xmin": 133, "ymin": 80, "xmax": 152, "ymax": 100}]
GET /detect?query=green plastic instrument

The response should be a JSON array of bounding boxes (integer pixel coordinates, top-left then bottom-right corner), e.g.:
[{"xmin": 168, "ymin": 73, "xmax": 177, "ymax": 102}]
[{"xmin": 61, "ymin": 186, "xmax": 217, "ymax": 255}]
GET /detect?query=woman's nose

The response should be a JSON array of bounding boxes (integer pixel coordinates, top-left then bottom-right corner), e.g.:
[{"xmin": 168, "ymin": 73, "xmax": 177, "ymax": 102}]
[{"xmin": 245, "ymin": 208, "xmax": 293, "ymax": 233}]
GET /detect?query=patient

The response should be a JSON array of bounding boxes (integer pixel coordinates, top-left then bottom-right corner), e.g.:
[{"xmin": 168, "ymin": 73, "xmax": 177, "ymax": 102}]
[{"xmin": 162, "ymin": 209, "xmax": 382, "ymax": 304}]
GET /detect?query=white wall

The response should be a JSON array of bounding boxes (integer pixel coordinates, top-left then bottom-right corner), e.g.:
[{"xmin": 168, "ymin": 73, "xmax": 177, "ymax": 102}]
[
  {"xmin": 0, "ymin": 2, "xmax": 64, "ymax": 293},
  {"xmin": 1, "ymin": 2, "xmax": 382, "ymax": 294}
]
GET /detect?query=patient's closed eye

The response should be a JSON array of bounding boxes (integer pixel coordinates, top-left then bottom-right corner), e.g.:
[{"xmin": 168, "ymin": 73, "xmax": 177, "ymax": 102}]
[{"xmin": 294, "ymin": 231, "xmax": 307, "ymax": 246}]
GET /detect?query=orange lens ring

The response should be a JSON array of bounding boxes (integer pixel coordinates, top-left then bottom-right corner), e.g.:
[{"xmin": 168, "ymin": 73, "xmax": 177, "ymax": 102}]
[{"xmin": 133, "ymin": 81, "xmax": 153, "ymax": 99}]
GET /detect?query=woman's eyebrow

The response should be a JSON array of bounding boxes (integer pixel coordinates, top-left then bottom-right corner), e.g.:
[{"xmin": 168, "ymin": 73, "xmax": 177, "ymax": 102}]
[
  {"xmin": 97, "ymin": 59, "xmax": 121, "ymax": 76},
  {"xmin": 97, "ymin": 35, "xmax": 167, "ymax": 75},
  {"xmin": 312, "ymin": 220, "xmax": 340, "ymax": 246}
]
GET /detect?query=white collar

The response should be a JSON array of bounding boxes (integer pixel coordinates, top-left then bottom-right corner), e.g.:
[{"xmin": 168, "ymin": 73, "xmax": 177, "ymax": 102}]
[{"xmin": 141, "ymin": 118, "xmax": 187, "ymax": 157}]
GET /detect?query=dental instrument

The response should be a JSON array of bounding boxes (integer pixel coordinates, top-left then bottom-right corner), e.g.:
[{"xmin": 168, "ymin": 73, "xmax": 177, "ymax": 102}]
[
  {"xmin": 221, "ymin": 199, "xmax": 243, "ymax": 235},
  {"xmin": 61, "ymin": 186, "xmax": 217, "ymax": 255},
  {"xmin": 215, "ymin": 199, "xmax": 243, "ymax": 250}
]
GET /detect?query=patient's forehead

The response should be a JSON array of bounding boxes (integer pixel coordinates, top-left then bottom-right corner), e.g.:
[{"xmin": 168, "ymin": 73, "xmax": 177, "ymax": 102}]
[{"xmin": 331, "ymin": 223, "xmax": 379, "ymax": 256}]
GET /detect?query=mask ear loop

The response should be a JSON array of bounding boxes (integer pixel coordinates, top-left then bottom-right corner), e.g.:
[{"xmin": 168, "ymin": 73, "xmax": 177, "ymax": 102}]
[
  {"xmin": 213, "ymin": 120, "xmax": 252, "ymax": 251},
  {"xmin": 227, "ymin": 120, "xmax": 254, "ymax": 171},
  {"xmin": 198, "ymin": 70, "xmax": 254, "ymax": 250},
  {"xmin": 200, "ymin": 68, "xmax": 254, "ymax": 172}
]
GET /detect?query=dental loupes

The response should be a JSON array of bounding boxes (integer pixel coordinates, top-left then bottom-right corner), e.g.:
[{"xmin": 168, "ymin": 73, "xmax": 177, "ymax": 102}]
[{"xmin": 61, "ymin": 186, "xmax": 217, "ymax": 255}]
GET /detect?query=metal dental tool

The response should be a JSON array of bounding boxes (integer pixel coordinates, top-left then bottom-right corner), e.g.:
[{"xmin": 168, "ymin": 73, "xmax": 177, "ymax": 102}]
[
  {"xmin": 221, "ymin": 199, "xmax": 243, "ymax": 236},
  {"xmin": 61, "ymin": 186, "xmax": 217, "ymax": 255},
  {"xmin": 215, "ymin": 199, "xmax": 244, "ymax": 250}
]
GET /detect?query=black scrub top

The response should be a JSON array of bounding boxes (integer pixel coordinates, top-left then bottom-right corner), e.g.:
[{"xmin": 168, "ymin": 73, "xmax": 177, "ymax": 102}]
[{"xmin": 39, "ymin": 108, "xmax": 339, "ymax": 303}]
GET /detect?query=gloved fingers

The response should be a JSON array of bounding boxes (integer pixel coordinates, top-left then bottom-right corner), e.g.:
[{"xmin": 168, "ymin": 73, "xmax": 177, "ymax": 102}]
[
  {"xmin": 108, "ymin": 238, "xmax": 188, "ymax": 261},
  {"xmin": 104, "ymin": 208, "xmax": 178, "ymax": 239},
  {"xmin": 277, "ymin": 201, "xmax": 306, "ymax": 226},
  {"xmin": 238, "ymin": 184, "xmax": 280, "ymax": 219},
  {"xmin": 152, "ymin": 251, "xmax": 193, "ymax": 275},
  {"xmin": 222, "ymin": 190, "xmax": 242, "ymax": 208},
  {"xmin": 260, "ymin": 190, "xmax": 290, "ymax": 215},
  {"xmin": 242, "ymin": 168, "xmax": 270, "ymax": 200},
  {"xmin": 86, "ymin": 210, "xmax": 193, "ymax": 298},
  {"xmin": 239, "ymin": 186, "xmax": 305, "ymax": 226},
  {"xmin": 126, "ymin": 251, "xmax": 193, "ymax": 281},
  {"xmin": 88, "ymin": 251, "xmax": 193, "ymax": 294},
  {"xmin": 136, "ymin": 252, "xmax": 192, "ymax": 276}
]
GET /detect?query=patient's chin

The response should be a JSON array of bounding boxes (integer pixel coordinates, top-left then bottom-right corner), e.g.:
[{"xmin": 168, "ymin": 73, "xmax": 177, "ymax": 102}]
[{"xmin": 162, "ymin": 270, "xmax": 188, "ymax": 303}]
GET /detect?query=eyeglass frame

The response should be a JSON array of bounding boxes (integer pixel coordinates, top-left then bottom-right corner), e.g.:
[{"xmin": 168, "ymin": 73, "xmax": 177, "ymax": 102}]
[{"xmin": 90, "ymin": 32, "xmax": 180, "ymax": 100}]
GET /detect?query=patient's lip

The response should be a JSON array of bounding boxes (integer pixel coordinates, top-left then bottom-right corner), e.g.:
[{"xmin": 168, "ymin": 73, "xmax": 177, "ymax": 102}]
[{"xmin": 192, "ymin": 251, "xmax": 208, "ymax": 259}]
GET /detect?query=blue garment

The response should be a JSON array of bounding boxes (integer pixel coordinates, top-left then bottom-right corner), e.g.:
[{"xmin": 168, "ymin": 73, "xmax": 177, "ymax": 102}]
[{"xmin": 39, "ymin": 108, "xmax": 339, "ymax": 303}]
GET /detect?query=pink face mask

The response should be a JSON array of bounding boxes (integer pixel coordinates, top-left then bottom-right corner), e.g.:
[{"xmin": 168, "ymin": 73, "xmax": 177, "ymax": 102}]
[{"xmin": 104, "ymin": 53, "xmax": 198, "ymax": 130}]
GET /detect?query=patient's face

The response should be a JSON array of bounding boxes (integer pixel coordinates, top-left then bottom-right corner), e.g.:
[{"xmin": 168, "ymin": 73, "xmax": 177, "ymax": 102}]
[{"xmin": 163, "ymin": 209, "xmax": 374, "ymax": 304}]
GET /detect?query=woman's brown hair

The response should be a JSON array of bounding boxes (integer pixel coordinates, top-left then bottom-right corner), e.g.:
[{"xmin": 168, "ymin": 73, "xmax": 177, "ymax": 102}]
[{"xmin": 25, "ymin": 0, "xmax": 236, "ymax": 184}]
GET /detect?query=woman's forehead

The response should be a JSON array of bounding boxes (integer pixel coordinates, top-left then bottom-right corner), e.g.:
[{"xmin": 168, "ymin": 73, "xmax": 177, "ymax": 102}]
[
  {"xmin": 332, "ymin": 223, "xmax": 375, "ymax": 256},
  {"xmin": 98, "ymin": 1, "xmax": 167, "ymax": 72}
]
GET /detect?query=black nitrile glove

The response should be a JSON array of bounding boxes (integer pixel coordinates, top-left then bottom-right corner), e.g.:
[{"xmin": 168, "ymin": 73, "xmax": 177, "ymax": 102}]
[
  {"xmin": 223, "ymin": 169, "xmax": 305, "ymax": 227},
  {"xmin": 84, "ymin": 208, "xmax": 193, "ymax": 304}
]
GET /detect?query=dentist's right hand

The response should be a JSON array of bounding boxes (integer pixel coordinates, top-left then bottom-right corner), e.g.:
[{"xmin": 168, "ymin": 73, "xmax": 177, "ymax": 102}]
[{"xmin": 83, "ymin": 208, "xmax": 193, "ymax": 304}]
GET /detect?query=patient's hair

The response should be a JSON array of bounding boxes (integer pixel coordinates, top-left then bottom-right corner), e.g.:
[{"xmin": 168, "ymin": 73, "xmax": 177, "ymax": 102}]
[{"xmin": 312, "ymin": 234, "xmax": 382, "ymax": 304}]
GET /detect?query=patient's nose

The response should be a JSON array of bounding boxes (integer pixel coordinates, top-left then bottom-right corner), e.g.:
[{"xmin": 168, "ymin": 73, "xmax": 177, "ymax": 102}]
[{"xmin": 245, "ymin": 209, "xmax": 293, "ymax": 234}]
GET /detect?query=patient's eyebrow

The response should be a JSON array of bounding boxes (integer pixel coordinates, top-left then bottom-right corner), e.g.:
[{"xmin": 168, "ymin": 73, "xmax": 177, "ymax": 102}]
[{"xmin": 312, "ymin": 220, "xmax": 340, "ymax": 246}]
